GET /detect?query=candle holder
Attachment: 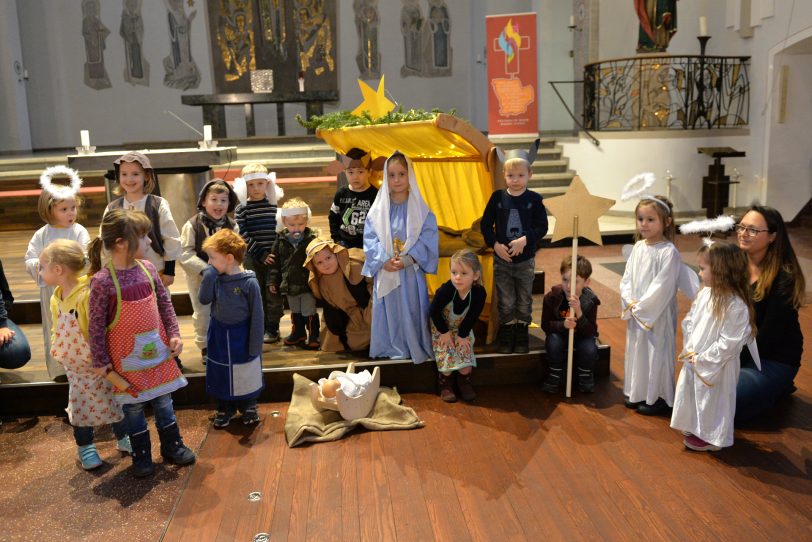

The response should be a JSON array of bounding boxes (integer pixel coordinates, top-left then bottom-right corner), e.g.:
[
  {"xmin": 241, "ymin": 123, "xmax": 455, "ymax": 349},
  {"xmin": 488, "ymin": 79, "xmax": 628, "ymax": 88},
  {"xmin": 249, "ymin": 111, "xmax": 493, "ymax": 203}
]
[
  {"xmin": 694, "ymin": 35, "xmax": 712, "ymax": 129},
  {"xmin": 74, "ymin": 145, "xmax": 97, "ymax": 155},
  {"xmin": 198, "ymin": 140, "xmax": 219, "ymax": 150}
]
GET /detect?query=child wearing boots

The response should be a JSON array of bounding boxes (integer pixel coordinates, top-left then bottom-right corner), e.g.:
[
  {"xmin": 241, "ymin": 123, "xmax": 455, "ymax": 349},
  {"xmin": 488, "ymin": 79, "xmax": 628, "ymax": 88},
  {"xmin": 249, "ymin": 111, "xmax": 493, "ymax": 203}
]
[
  {"xmin": 480, "ymin": 139, "xmax": 548, "ymax": 354},
  {"xmin": 270, "ymin": 198, "xmax": 319, "ymax": 349},
  {"xmin": 88, "ymin": 209, "xmax": 194, "ymax": 478},
  {"xmin": 430, "ymin": 249, "xmax": 486, "ymax": 402},
  {"xmin": 540, "ymin": 255, "xmax": 600, "ymax": 394},
  {"xmin": 200, "ymin": 229, "xmax": 265, "ymax": 428},
  {"xmin": 179, "ymin": 179, "xmax": 239, "ymax": 362}
]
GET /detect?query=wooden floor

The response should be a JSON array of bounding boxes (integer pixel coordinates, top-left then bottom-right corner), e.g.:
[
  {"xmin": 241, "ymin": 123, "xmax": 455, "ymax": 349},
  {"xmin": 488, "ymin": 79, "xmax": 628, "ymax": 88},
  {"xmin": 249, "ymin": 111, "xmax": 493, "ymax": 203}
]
[{"xmin": 162, "ymin": 309, "xmax": 812, "ymax": 542}]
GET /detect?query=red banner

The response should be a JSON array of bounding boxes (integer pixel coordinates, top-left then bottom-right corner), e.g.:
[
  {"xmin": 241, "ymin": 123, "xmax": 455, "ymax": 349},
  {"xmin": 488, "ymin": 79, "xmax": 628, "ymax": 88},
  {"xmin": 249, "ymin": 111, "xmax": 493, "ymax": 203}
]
[{"xmin": 486, "ymin": 13, "xmax": 538, "ymax": 136}]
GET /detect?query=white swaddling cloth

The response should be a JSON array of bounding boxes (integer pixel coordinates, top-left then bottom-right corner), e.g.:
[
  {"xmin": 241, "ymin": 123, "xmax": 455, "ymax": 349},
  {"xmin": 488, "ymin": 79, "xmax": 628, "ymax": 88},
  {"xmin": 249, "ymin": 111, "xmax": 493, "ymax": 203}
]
[{"xmin": 319, "ymin": 369, "xmax": 373, "ymax": 398}]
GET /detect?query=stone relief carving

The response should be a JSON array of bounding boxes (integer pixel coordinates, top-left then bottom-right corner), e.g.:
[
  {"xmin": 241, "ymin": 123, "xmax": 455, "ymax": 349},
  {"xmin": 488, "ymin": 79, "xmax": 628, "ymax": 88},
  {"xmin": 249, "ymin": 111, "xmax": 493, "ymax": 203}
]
[
  {"xmin": 81, "ymin": 0, "xmax": 112, "ymax": 90},
  {"xmin": 400, "ymin": 0, "xmax": 423, "ymax": 77},
  {"xmin": 163, "ymin": 0, "xmax": 201, "ymax": 89},
  {"xmin": 353, "ymin": 0, "xmax": 381, "ymax": 79},
  {"xmin": 120, "ymin": 0, "xmax": 149, "ymax": 86},
  {"xmin": 400, "ymin": 0, "xmax": 452, "ymax": 78}
]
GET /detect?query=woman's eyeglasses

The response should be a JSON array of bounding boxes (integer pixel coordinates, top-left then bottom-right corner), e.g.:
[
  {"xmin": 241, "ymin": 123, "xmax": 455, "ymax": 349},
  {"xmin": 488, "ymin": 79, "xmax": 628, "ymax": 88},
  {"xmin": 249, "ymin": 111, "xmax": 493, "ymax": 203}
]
[{"xmin": 734, "ymin": 224, "xmax": 769, "ymax": 237}]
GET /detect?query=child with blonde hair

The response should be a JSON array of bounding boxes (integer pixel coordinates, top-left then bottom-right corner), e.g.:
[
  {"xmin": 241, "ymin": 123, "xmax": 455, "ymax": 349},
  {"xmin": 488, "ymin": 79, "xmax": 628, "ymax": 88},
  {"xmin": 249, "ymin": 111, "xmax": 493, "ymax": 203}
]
[
  {"xmin": 270, "ymin": 197, "xmax": 319, "ymax": 348},
  {"xmin": 480, "ymin": 140, "xmax": 548, "ymax": 354},
  {"xmin": 363, "ymin": 151, "xmax": 439, "ymax": 362},
  {"xmin": 39, "ymin": 239, "xmax": 130, "ymax": 469},
  {"xmin": 88, "ymin": 209, "xmax": 194, "ymax": 477},
  {"xmin": 671, "ymin": 242, "xmax": 755, "ymax": 451},
  {"xmin": 620, "ymin": 193, "xmax": 683, "ymax": 416},
  {"xmin": 25, "ymin": 166, "xmax": 90, "ymax": 380},
  {"xmin": 429, "ymin": 249, "xmax": 486, "ymax": 402},
  {"xmin": 200, "ymin": 229, "xmax": 265, "ymax": 427},
  {"xmin": 105, "ymin": 152, "xmax": 181, "ymax": 288},
  {"xmin": 234, "ymin": 162, "xmax": 285, "ymax": 343}
]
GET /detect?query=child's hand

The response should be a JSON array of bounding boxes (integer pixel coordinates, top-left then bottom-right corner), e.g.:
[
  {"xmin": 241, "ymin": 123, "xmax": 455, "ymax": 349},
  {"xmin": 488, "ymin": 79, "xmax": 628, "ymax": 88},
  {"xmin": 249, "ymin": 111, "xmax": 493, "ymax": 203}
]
[
  {"xmin": 454, "ymin": 335, "xmax": 471, "ymax": 355},
  {"xmin": 159, "ymin": 273, "xmax": 175, "ymax": 287},
  {"xmin": 508, "ymin": 236, "xmax": 527, "ymax": 256},
  {"xmin": 493, "ymin": 242, "xmax": 512, "ymax": 262},
  {"xmin": 438, "ymin": 331, "xmax": 454, "ymax": 350},
  {"xmin": 383, "ymin": 257, "xmax": 403, "ymax": 272},
  {"xmin": 568, "ymin": 295, "xmax": 582, "ymax": 319},
  {"xmin": 169, "ymin": 337, "xmax": 183, "ymax": 358},
  {"xmin": 563, "ymin": 317, "xmax": 577, "ymax": 330},
  {"xmin": 264, "ymin": 254, "xmax": 275, "ymax": 265},
  {"xmin": 269, "ymin": 284, "xmax": 278, "ymax": 294},
  {"xmin": 0, "ymin": 327, "xmax": 15, "ymax": 346}
]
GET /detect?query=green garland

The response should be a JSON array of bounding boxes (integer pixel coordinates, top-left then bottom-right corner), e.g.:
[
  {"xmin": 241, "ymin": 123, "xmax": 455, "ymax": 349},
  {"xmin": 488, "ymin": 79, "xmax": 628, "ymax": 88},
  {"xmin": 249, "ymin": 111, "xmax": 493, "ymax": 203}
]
[{"xmin": 296, "ymin": 106, "xmax": 458, "ymax": 131}]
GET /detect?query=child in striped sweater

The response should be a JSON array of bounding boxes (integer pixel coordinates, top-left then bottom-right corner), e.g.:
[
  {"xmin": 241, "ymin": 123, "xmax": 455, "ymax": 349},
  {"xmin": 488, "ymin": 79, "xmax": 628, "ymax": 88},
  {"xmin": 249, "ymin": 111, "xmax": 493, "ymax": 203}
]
[{"xmin": 234, "ymin": 163, "xmax": 284, "ymax": 343}]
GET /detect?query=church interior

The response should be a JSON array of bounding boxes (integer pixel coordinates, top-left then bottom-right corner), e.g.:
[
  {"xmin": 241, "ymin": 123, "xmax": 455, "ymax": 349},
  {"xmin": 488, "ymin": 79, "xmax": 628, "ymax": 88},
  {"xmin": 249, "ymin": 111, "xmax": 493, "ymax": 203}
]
[{"xmin": 0, "ymin": 1, "xmax": 810, "ymax": 540}]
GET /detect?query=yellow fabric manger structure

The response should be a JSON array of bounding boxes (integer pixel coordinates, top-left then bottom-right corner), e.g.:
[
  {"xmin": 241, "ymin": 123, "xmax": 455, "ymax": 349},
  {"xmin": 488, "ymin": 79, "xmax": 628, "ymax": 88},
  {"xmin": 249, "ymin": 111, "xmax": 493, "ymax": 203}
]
[{"xmin": 318, "ymin": 113, "xmax": 499, "ymax": 323}]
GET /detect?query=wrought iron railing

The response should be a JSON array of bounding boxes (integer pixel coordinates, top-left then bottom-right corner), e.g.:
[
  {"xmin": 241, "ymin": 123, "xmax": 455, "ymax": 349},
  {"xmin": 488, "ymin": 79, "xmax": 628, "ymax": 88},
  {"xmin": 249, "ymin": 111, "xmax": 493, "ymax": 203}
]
[{"xmin": 583, "ymin": 54, "xmax": 750, "ymax": 131}]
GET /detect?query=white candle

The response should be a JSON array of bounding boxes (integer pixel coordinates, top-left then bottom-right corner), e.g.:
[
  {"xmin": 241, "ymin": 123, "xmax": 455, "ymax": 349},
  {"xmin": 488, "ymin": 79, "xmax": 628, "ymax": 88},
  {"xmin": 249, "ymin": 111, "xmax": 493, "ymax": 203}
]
[
  {"xmin": 569, "ymin": 15, "xmax": 575, "ymax": 27},
  {"xmin": 699, "ymin": 16, "xmax": 708, "ymax": 37},
  {"xmin": 298, "ymin": 77, "xmax": 305, "ymax": 92},
  {"xmin": 80, "ymin": 130, "xmax": 90, "ymax": 148},
  {"xmin": 203, "ymin": 125, "xmax": 212, "ymax": 142}
]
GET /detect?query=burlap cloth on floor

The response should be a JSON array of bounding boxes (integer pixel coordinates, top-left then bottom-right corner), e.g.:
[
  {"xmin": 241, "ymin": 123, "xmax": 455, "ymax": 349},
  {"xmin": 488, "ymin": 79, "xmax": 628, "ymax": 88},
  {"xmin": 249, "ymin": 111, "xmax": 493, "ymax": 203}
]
[{"xmin": 285, "ymin": 373, "xmax": 424, "ymax": 447}]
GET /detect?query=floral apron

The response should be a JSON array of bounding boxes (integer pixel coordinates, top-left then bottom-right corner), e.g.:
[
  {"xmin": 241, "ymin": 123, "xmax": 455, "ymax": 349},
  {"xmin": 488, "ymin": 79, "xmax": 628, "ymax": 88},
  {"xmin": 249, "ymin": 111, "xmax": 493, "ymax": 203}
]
[
  {"xmin": 52, "ymin": 309, "xmax": 123, "ymax": 426},
  {"xmin": 431, "ymin": 293, "xmax": 477, "ymax": 372},
  {"xmin": 106, "ymin": 261, "xmax": 187, "ymax": 404},
  {"xmin": 205, "ymin": 317, "xmax": 264, "ymax": 401}
]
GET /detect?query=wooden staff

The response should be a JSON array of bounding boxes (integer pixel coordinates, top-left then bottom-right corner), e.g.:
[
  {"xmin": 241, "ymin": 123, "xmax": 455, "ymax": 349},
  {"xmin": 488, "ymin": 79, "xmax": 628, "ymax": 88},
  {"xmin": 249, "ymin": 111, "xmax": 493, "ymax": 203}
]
[{"xmin": 566, "ymin": 216, "xmax": 578, "ymax": 398}]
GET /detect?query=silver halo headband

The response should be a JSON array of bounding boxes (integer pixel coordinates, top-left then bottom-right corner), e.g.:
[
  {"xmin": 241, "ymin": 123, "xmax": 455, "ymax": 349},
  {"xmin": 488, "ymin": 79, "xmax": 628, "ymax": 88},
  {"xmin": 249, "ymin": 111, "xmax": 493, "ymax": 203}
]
[
  {"xmin": 40, "ymin": 166, "xmax": 83, "ymax": 200},
  {"xmin": 639, "ymin": 195, "xmax": 671, "ymax": 212},
  {"xmin": 243, "ymin": 172, "xmax": 270, "ymax": 182}
]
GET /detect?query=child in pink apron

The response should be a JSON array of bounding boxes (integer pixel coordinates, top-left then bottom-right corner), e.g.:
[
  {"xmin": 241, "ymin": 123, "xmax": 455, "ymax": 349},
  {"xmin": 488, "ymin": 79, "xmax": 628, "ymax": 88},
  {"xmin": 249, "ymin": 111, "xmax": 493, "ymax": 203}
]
[
  {"xmin": 88, "ymin": 209, "xmax": 195, "ymax": 478},
  {"xmin": 39, "ymin": 239, "xmax": 130, "ymax": 470}
]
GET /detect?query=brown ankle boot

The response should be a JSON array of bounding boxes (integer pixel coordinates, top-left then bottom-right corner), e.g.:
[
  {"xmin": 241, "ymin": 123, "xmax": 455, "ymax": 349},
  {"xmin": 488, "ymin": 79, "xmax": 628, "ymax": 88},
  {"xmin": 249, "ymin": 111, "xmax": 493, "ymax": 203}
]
[
  {"xmin": 456, "ymin": 371, "xmax": 476, "ymax": 402},
  {"xmin": 438, "ymin": 372, "xmax": 457, "ymax": 403}
]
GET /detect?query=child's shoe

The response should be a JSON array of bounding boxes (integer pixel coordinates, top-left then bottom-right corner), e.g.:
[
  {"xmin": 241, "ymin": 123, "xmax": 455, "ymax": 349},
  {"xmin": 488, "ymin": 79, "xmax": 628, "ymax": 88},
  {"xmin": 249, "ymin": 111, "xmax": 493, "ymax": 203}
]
[
  {"xmin": 284, "ymin": 313, "xmax": 307, "ymax": 346},
  {"xmin": 456, "ymin": 372, "xmax": 476, "ymax": 402},
  {"xmin": 242, "ymin": 407, "xmax": 261, "ymax": 425},
  {"xmin": 264, "ymin": 328, "xmax": 281, "ymax": 344},
  {"xmin": 438, "ymin": 373, "xmax": 457, "ymax": 403},
  {"xmin": 513, "ymin": 322, "xmax": 530, "ymax": 354},
  {"xmin": 77, "ymin": 444, "xmax": 103, "ymax": 470},
  {"xmin": 129, "ymin": 430, "xmax": 155, "ymax": 478},
  {"xmin": 116, "ymin": 435, "xmax": 133, "ymax": 454},
  {"xmin": 542, "ymin": 363, "xmax": 563, "ymax": 394},
  {"xmin": 683, "ymin": 434, "xmax": 721, "ymax": 452},
  {"xmin": 303, "ymin": 314, "xmax": 320, "ymax": 350},
  {"xmin": 577, "ymin": 369, "xmax": 595, "ymax": 393},
  {"xmin": 213, "ymin": 410, "xmax": 237, "ymax": 428},
  {"xmin": 637, "ymin": 397, "xmax": 671, "ymax": 416},
  {"xmin": 201, "ymin": 348, "xmax": 207, "ymax": 365},
  {"xmin": 496, "ymin": 324, "xmax": 514, "ymax": 354},
  {"xmin": 158, "ymin": 422, "xmax": 196, "ymax": 465}
]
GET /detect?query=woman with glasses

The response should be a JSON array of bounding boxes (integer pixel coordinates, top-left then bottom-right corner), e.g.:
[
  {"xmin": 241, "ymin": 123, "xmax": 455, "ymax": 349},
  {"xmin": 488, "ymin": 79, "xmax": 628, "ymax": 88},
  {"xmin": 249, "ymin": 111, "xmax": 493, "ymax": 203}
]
[{"xmin": 735, "ymin": 206, "xmax": 806, "ymax": 422}]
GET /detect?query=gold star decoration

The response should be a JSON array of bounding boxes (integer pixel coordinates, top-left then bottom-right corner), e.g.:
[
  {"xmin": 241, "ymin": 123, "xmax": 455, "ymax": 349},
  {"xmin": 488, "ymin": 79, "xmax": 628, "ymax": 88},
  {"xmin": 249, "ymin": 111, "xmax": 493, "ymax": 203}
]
[
  {"xmin": 351, "ymin": 75, "xmax": 396, "ymax": 119},
  {"xmin": 544, "ymin": 175, "xmax": 615, "ymax": 245}
]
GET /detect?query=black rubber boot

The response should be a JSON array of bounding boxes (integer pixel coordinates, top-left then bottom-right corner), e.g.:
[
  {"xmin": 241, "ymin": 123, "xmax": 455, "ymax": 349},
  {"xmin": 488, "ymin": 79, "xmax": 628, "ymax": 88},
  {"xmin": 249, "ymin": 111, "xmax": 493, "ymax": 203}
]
[
  {"xmin": 513, "ymin": 322, "xmax": 530, "ymax": 354},
  {"xmin": 438, "ymin": 372, "xmax": 457, "ymax": 403},
  {"xmin": 456, "ymin": 372, "xmax": 476, "ymax": 402},
  {"xmin": 496, "ymin": 324, "xmax": 514, "ymax": 354},
  {"xmin": 303, "ymin": 314, "xmax": 321, "ymax": 350},
  {"xmin": 129, "ymin": 430, "xmax": 155, "ymax": 478},
  {"xmin": 158, "ymin": 422, "xmax": 196, "ymax": 466},
  {"xmin": 284, "ymin": 313, "xmax": 307, "ymax": 346}
]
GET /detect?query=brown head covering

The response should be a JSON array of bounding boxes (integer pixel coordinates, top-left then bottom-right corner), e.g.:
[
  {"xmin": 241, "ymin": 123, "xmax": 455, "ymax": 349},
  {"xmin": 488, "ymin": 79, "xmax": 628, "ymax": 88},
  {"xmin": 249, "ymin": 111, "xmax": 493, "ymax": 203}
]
[
  {"xmin": 113, "ymin": 151, "xmax": 157, "ymax": 193},
  {"xmin": 196, "ymin": 178, "xmax": 239, "ymax": 213},
  {"xmin": 304, "ymin": 238, "xmax": 366, "ymax": 299}
]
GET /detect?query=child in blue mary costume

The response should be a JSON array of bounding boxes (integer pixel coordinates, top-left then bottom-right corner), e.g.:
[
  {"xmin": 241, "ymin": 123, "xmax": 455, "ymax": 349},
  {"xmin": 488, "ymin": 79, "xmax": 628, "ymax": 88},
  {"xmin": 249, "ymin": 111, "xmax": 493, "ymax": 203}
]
[{"xmin": 362, "ymin": 151, "xmax": 438, "ymax": 362}]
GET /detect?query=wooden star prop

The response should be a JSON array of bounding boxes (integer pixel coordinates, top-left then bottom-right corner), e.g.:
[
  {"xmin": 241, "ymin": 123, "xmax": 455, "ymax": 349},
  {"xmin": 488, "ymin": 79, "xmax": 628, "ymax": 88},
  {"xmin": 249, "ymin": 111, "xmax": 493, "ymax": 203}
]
[
  {"xmin": 351, "ymin": 75, "xmax": 396, "ymax": 119},
  {"xmin": 544, "ymin": 175, "xmax": 615, "ymax": 245}
]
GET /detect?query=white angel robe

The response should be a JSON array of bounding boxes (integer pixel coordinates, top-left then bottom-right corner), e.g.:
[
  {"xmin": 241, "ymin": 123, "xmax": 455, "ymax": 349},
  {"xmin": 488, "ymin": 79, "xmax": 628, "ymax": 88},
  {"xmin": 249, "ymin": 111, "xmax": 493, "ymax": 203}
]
[
  {"xmin": 620, "ymin": 240, "xmax": 682, "ymax": 406},
  {"xmin": 671, "ymin": 288, "xmax": 751, "ymax": 448},
  {"xmin": 24, "ymin": 223, "xmax": 90, "ymax": 379}
]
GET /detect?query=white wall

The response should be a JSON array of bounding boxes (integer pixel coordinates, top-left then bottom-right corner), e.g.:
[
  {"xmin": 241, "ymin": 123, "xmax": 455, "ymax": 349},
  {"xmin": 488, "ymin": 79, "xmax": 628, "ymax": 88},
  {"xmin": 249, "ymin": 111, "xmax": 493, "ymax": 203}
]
[
  {"xmin": 562, "ymin": 131, "xmax": 752, "ymax": 214},
  {"xmin": 0, "ymin": 1, "xmax": 31, "ymax": 151}
]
